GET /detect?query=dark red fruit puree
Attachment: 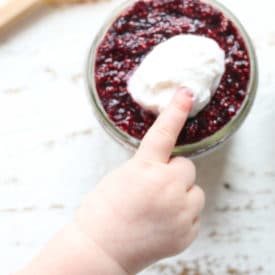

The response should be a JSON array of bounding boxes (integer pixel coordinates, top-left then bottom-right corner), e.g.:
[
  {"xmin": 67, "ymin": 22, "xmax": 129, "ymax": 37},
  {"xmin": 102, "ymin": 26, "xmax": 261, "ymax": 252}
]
[{"xmin": 95, "ymin": 0, "xmax": 250, "ymax": 145}]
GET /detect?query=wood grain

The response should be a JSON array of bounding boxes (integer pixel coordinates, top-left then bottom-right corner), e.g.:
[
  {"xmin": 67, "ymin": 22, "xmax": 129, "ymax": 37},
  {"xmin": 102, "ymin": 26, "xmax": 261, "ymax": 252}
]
[{"xmin": 0, "ymin": 0, "xmax": 275, "ymax": 274}]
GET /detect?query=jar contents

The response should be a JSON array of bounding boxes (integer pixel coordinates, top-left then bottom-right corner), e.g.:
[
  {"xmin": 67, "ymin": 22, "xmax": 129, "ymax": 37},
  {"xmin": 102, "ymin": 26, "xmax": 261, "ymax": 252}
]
[{"xmin": 95, "ymin": 0, "xmax": 250, "ymax": 145}]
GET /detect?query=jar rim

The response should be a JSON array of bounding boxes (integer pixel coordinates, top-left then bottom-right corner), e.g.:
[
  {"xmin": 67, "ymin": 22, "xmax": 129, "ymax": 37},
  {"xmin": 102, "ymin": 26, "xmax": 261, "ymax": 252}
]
[{"xmin": 86, "ymin": 0, "xmax": 258, "ymax": 158}]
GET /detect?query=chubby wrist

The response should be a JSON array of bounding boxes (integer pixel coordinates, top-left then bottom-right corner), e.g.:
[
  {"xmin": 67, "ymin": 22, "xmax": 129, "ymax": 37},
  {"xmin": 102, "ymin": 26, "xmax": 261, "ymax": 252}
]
[
  {"xmin": 17, "ymin": 221, "xmax": 128, "ymax": 275},
  {"xmin": 70, "ymin": 220, "xmax": 129, "ymax": 275}
]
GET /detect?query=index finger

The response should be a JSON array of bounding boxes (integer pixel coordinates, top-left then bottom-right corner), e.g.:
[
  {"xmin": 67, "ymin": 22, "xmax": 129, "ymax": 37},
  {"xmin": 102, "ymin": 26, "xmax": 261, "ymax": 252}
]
[{"xmin": 136, "ymin": 87, "xmax": 193, "ymax": 163}]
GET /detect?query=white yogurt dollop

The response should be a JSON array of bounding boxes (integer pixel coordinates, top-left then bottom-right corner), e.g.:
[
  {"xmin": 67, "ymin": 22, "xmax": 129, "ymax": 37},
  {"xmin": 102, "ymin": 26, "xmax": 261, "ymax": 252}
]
[{"xmin": 127, "ymin": 34, "xmax": 225, "ymax": 117}]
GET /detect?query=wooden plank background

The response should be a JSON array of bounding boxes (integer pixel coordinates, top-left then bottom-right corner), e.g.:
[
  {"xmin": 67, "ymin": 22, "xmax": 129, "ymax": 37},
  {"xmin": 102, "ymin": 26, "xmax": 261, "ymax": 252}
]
[{"xmin": 0, "ymin": 0, "xmax": 274, "ymax": 274}]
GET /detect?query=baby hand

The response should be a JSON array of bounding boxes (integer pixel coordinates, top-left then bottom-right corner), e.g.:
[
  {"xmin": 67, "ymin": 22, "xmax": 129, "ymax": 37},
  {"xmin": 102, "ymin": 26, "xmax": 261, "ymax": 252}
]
[{"xmin": 76, "ymin": 88, "xmax": 205, "ymax": 274}]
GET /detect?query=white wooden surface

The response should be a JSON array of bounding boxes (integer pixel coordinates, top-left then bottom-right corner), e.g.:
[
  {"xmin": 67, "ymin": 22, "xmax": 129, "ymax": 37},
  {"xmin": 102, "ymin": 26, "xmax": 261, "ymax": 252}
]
[{"xmin": 0, "ymin": 0, "xmax": 274, "ymax": 274}]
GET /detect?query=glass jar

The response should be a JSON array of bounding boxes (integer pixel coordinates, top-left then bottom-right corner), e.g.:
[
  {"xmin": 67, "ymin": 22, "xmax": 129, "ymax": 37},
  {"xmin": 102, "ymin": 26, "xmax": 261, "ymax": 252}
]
[{"xmin": 86, "ymin": 0, "xmax": 258, "ymax": 158}]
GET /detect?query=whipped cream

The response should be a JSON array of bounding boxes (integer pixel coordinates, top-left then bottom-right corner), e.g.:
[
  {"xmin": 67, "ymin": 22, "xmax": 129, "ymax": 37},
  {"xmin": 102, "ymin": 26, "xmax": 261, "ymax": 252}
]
[{"xmin": 127, "ymin": 34, "xmax": 225, "ymax": 117}]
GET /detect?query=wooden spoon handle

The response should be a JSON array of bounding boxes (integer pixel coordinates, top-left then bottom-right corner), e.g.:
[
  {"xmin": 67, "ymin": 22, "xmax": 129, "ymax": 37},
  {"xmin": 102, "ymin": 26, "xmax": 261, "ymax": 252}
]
[{"xmin": 0, "ymin": 0, "xmax": 42, "ymax": 32}]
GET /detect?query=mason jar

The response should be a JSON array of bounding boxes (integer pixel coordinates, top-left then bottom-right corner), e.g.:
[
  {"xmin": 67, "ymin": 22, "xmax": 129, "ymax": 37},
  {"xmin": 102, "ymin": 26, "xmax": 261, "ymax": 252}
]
[{"xmin": 86, "ymin": 0, "xmax": 258, "ymax": 158}]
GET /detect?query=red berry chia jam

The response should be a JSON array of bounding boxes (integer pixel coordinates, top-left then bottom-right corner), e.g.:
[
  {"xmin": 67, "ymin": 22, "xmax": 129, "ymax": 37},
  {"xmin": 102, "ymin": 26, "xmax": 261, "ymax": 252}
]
[{"xmin": 94, "ymin": 0, "xmax": 250, "ymax": 145}]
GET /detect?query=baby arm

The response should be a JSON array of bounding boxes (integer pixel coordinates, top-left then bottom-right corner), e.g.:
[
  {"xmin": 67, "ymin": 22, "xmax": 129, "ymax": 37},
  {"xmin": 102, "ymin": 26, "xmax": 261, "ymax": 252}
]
[{"xmin": 17, "ymin": 88, "xmax": 205, "ymax": 275}]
